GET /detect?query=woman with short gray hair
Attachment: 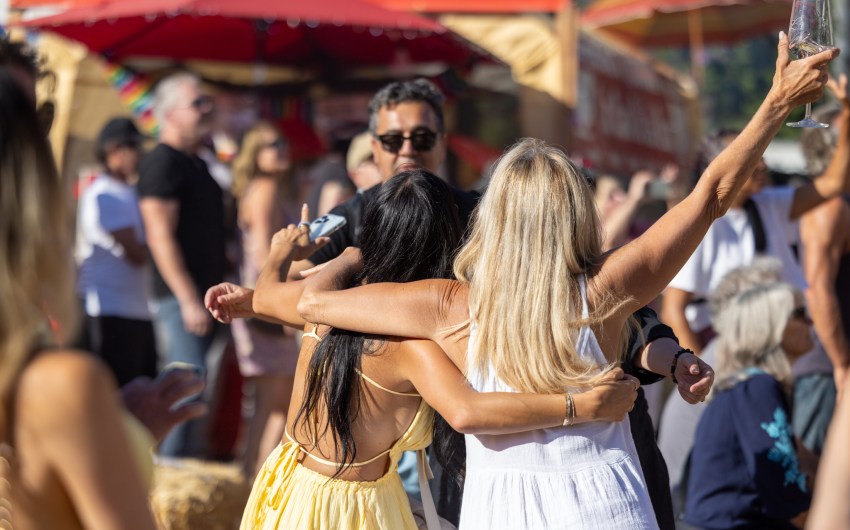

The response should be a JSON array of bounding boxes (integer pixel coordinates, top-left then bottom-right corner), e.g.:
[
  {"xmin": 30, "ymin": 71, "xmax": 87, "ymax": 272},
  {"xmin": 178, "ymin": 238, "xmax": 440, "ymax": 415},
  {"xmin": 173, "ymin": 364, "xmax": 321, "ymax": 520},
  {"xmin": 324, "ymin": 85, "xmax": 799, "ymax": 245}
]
[{"xmin": 685, "ymin": 282, "xmax": 813, "ymax": 529}]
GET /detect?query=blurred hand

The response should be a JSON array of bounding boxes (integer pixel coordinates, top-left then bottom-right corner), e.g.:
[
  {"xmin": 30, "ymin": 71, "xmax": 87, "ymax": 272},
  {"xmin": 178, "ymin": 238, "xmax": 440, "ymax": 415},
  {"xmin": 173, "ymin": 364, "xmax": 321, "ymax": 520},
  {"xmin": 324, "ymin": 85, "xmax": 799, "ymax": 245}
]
[
  {"xmin": 205, "ymin": 282, "xmax": 254, "ymax": 323},
  {"xmin": 586, "ymin": 368, "xmax": 640, "ymax": 422},
  {"xmin": 271, "ymin": 204, "xmax": 330, "ymax": 262},
  {"xmin": 120, "ymin": 371, "xmax": 207, "ymax": 444},
  {"xmin": 771, "ymin": 32, "xmax": 839, "ymax": 108},
  {"xmin": 674, "ymin": 352, "xmax": 715, "ymax": 404},
  {"xmin": 627, "ymin": 170, "xmax": 654, "ymax": 203},
  {"xmin": 180, "ymin": 298, "xmax": 213, "ymax": 336},
  {"xmin": 659, "ymin": 164, "xmax": 681, "ymax": 184},
  {"xmin": 827, "ymin": 73, "xmax": 849, "ymax": 109}
]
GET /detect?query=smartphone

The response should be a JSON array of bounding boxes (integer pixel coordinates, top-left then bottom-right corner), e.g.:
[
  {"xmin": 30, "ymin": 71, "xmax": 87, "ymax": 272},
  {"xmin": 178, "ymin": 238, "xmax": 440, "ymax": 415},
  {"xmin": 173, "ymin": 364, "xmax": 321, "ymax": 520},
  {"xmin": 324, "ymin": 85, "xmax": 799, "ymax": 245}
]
[
  {"xmin": 158, "ymin": 362, "xmax": 205, "ymax": 405},
  {"xmin": 646, "ymin": 180, "xmax": 670, "ymax": 200},
  {"xmin": 309, "ymin": 214, "xmax": 347, "ymax": 242}
]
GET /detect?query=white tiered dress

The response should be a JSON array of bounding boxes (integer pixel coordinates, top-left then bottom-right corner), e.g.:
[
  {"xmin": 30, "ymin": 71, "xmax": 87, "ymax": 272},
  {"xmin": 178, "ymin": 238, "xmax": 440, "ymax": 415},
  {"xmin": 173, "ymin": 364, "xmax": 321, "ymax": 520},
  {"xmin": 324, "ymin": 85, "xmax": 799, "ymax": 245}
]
[{"xmin": 459, "ymin": 277, "xmax": 658, "ymax": 530}]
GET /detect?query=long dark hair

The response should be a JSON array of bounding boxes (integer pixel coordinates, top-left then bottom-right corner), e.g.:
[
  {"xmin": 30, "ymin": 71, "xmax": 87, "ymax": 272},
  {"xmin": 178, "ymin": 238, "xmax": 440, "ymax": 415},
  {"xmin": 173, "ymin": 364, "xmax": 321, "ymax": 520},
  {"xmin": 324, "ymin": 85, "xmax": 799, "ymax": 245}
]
[{"xmin": 295, "ymin": 169, "xmax": 465, "ymax": 482}]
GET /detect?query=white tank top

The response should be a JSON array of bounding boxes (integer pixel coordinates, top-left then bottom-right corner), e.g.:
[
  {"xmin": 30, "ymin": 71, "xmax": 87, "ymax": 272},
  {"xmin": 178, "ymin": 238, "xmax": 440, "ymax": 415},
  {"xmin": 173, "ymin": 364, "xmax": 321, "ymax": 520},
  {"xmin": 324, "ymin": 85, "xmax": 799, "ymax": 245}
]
[{"xmin": 459, "ymin": 276, "xmax": 658, "ymax": 530}]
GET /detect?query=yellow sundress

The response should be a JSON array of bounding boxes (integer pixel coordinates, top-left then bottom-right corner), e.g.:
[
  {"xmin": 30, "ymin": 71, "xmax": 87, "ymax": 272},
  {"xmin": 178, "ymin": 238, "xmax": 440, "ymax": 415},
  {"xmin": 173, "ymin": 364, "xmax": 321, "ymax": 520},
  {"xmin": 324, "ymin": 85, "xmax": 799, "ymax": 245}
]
[{"xmin": 240, "ymin": 371, "xmax": 435, "ymax": 530}]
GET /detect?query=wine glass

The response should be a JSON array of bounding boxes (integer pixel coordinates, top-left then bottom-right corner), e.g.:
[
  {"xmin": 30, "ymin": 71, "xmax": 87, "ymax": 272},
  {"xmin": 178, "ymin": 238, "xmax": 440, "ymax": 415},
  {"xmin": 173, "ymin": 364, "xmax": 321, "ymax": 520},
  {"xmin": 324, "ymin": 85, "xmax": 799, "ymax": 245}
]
[{"xmin": 786, "ymin": 0, "xmax": 834, "ymax": 128}]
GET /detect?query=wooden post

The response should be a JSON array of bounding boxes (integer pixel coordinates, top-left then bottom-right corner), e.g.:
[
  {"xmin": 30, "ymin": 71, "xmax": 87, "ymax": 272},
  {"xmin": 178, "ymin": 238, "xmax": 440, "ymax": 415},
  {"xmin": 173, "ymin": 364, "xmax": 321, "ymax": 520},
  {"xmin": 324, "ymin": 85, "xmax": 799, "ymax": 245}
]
[{"xmin": 688, "ymin": 9, "xmax": 705, "ymax": 87}]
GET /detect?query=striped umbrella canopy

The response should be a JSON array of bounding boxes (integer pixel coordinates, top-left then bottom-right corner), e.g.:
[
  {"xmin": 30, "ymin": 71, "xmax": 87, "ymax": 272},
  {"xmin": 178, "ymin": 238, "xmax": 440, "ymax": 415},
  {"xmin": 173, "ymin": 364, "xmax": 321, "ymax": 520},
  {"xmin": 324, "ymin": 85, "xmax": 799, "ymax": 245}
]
[{"xmin": 582, "ymin": 0, "xmax": 793, "ymax": 48}]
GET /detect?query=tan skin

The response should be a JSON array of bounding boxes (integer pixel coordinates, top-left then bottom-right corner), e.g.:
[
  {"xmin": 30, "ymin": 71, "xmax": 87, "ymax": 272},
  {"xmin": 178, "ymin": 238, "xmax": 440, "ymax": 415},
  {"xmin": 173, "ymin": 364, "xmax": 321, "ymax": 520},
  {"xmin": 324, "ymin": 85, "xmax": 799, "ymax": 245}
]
[
  {"xmin": 235, "ymin": 129, "xmax": 297, "ymax": 476},
  {"xmin": 663, "ymin": 74, "xmax": 850, "ymax": 356},
  {"xmin": 285, "ymin": 101, "xmax": 446, "ymax": 280},
  {"xmin": 800, "ymin": 74, "xmax": 850, "ymax": 393},
  {"xmin": 298, "ymin": 37, "xmax": 835, "ymax": 398},
  {"xmin": 207, "ymin": 211, "xmax": 642, "ymax": 481},
  {"xmin": 9, "ymin": 351, "xmax": 156, "ymax": 530}
]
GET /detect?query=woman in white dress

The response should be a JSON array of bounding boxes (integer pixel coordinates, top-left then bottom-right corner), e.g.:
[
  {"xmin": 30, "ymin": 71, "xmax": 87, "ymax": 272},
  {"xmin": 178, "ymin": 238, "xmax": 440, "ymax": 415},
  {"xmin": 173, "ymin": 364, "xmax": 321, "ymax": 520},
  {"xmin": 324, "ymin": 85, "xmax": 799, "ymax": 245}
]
[{"xmin": 298, "ymin": 37, "xmax": 837, "ymax": 529}]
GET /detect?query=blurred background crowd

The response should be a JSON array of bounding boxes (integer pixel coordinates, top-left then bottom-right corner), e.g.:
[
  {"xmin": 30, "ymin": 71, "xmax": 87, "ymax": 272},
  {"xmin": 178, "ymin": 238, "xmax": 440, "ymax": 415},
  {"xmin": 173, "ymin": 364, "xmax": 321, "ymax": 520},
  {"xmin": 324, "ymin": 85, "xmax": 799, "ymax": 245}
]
[{"xmin": 2, "ymin": 0, "xmax": 850, "ymax": 529}]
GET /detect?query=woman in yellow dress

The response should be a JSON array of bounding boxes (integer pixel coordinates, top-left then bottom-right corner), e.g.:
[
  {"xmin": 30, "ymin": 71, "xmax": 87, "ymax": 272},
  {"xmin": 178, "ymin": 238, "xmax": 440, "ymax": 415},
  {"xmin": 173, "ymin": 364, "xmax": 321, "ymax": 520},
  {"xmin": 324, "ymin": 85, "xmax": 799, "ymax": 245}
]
[{"xmin": 234, "ymin": 169, "xmax": 641, "ymax": 529}]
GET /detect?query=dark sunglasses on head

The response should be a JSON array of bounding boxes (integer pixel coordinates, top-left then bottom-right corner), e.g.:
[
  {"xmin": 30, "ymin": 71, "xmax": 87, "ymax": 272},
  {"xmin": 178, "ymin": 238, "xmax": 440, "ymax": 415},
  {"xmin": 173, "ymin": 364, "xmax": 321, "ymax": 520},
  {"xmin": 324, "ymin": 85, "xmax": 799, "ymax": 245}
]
[
  {"xmin": 375, "ymin": 129, "xmax": 438, "ymax": 154},
  {"xmin": 789, "ymin": 306, "xmax": 812, "ymax": 323}
]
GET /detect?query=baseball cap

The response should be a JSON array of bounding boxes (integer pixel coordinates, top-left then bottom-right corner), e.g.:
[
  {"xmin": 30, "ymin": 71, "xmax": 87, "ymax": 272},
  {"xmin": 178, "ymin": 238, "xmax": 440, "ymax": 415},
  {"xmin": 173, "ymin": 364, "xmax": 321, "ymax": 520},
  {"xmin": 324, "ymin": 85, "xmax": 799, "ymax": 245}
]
[{"xmin": 96, "ymin": 117, "xmax": 146, "ymax": 157}]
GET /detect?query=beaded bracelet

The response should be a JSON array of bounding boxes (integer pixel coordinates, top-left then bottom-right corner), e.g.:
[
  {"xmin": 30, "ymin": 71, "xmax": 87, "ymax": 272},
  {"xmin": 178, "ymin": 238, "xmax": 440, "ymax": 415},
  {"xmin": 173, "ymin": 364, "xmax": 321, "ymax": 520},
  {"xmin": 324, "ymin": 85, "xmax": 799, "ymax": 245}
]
[
  {"xmin": 670, "ymin": 348, "xmax": 694, "ymax": 384},
  {"xmin": 562, "ymin": 392, "xmax": 575, "ymax": 427}
]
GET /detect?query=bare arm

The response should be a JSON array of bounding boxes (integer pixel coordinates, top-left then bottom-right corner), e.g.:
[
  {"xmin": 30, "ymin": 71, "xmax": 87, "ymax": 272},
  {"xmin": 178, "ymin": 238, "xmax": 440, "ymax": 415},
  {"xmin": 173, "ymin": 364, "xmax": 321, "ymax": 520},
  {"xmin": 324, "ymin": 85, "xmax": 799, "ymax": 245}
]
[
  {"xmin": 19, "ymin": 352, "xmax": 156, "ymax": 529},
  {"xmin": 806, "ymin": 373, "xmax": 850, "ymax": 530},
  {"xmin": 661, "ymin": 287, "xmax": 704, "ymax": 356},
  {"xmin": 636, "ymin": 337, "xmax": 714, "ymax": 404},
  {"xmin": 600, "ymin": 171, "xmax": 652, "ymax": 251},
  {"xmin": 400, "ymin": 340, "xmax": 640, "ymax": 433},
  {"xmin": 109, "ymin": 227, "xmax": 148, "ymax": 266},
  {"xmin": 592, "ymin": 37, "xmax": 837, "ymax": 323},
  {"xmin": 801, "ymin": 198, "xmax": 850, "ymax": 390},
  {"xmin": 298, "ymin": 248, "xmax": 468, "ymax": 346},
  {"xmin": 139, "ymin": 197, "xmax": 211, "ymax": 335},
  {"xmin": 790, "ymin": 75, "xmax": 850, "ymax": 219},
  {"xmin": 253, "ymin": 206, "xmax": 329, "ymax": 328}
]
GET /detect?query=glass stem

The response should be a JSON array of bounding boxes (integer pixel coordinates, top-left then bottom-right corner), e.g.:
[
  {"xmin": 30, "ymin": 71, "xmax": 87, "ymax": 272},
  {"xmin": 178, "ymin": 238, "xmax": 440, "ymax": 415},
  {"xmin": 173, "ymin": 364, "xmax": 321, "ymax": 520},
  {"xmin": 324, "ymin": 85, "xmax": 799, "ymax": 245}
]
[{"xmin": 804, "ymin": 102, "xmax": 813, "ymax": 120}]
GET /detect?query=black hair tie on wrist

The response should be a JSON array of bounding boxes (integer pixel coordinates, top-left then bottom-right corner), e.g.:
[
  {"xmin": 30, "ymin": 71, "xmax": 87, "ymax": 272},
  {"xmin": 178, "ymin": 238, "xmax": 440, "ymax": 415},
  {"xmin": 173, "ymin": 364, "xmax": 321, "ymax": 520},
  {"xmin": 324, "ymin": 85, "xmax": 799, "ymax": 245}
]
[{"xmin": 670, "ymin": 348, "xmax": 694, "ymax": 384}]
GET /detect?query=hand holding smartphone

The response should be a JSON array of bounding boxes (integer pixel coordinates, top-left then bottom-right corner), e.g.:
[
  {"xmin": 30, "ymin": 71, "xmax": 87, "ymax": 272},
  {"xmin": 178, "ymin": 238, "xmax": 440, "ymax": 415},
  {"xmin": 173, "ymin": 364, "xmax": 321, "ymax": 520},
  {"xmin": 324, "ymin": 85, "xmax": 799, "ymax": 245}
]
[{"xmin": 308, "ymin": 214, "xmax": 347, "ymax": 242}]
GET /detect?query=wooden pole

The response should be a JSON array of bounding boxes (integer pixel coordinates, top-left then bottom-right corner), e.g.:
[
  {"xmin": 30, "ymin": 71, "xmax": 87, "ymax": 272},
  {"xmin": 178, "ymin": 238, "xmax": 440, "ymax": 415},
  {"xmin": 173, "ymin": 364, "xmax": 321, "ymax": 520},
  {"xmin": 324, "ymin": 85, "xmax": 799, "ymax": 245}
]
[{"xmin": 688, "ymin": 9, "xmax": 705, "ymax": 87}]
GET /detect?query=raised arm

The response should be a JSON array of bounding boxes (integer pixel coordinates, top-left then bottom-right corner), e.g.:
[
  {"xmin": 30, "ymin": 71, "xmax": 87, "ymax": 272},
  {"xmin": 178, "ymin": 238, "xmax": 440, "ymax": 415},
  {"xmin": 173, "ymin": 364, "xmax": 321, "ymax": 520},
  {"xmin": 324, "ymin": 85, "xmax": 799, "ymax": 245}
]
[
  {"xmin": 252, "ymin": 205, "xmax": 328, "ymax": 328},
  {"xmin": 789, "ymin": 74, "xmax": 850, "ymax": 219},
  {"xmin": 592, "ymin": 35, "xmax": 837, "ymax": 319},
  {"xmin": 399, "ymin": 339, "xmax": 641, "ymax": 432},
  {"xmin": 298, "ymin": 248, "xmax": 469, "ymax": 347}
]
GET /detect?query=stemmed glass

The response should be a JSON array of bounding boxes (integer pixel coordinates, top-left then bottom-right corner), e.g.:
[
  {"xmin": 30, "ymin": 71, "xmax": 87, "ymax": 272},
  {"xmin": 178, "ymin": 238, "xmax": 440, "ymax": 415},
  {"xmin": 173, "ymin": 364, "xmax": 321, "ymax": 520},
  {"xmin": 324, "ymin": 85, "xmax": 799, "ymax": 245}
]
[{"xmin": 786, "ymin": 0, "xmax": 834, "ymax": 128}]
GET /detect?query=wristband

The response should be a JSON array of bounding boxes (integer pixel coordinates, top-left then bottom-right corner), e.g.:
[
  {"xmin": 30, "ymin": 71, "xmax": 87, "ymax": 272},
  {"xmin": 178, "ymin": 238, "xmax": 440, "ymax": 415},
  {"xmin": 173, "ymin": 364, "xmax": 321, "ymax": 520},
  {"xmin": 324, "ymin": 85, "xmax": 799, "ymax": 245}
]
[
  {"xmin": 670, "ymin": 348, "xmax": 693, "ymax": 384},
  {"xmin": 562, "ymin": 392, "xmax": 575, "ymax": 427}
]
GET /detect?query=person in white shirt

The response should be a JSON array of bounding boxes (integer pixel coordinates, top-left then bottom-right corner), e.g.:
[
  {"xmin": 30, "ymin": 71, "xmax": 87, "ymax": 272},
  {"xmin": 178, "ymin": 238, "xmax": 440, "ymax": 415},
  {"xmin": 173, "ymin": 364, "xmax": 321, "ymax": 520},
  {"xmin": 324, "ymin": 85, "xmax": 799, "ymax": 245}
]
[{"xmin": 76, "ymin": 117, "xmax": 156, "ymax": 386}]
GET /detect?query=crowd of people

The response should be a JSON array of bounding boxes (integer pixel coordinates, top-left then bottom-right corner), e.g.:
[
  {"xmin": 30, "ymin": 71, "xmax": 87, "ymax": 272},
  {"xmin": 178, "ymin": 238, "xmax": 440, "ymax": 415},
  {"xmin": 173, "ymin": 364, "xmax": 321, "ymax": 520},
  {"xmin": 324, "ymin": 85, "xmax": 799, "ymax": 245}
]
[{"xmin": 1, "ymin": 30, "xmax": 850, "ymax": 530}]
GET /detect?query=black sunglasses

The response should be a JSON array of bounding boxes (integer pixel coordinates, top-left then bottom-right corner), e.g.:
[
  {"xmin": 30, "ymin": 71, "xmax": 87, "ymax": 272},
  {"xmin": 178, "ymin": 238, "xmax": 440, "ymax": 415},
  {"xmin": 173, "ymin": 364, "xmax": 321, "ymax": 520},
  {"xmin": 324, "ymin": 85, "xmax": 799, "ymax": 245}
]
[
  {"xmin": 789, "ymin": 306, "xmax": 812, "ymax": 323},
  {"xmin": 375, "ymin": 130, "xmax": 438, "ymax": 154},
  {"xmin": 191, "ymin": 95, "xmax": 214, "ymax": 112},
  {"xmin": 263, "ymin": 138, "xmax": 287, "ymax": 150}
]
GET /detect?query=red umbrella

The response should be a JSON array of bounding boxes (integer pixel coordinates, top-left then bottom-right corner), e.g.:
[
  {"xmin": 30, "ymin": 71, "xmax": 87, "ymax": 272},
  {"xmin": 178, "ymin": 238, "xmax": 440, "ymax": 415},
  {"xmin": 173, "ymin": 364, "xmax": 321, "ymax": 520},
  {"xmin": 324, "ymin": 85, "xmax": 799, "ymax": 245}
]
[
  {"xmin": 18, "ymin": 0, "xmax": 488, "ymax": 67},
  {"xmin": 582, "ymin": 0, "xmax": 793, "ymax": 48}
]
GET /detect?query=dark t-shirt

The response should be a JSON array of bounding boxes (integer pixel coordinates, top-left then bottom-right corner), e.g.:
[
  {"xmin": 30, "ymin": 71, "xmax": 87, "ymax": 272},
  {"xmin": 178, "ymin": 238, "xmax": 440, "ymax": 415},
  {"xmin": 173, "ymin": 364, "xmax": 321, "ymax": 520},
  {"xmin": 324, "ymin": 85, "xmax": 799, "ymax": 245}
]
[
  {"xmin": 137, "ymin": 143, "xmax": 226, "ymax": 298},
  {"xmin": 686, "ymin": 372, "xmax": 810, "ymax": 530},
  {"xmin": 309, "ymin": 183, "xmax": 480, "ymax": 265}
]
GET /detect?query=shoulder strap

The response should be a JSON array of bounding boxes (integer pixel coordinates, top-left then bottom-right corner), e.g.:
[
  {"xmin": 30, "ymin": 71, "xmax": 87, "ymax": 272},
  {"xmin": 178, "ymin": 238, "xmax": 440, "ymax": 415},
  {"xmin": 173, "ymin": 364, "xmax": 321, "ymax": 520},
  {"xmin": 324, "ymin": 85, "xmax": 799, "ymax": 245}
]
[
  {"xmin": 356, "ymin": 368, "xmax": 421, "ymax": 397},
  {"xmin": 303, "ymin": 325, "xmax": 322, "ymax": 342},
  {"xmin": 417, "ymin": 449, "xmax": 444, "ymax": 530},
  {"xmin": 578, "ymin": 274, "xmax": 590, "ymax": 319},
  {"xmin": 743, "ymin": 198, "xmax": 767, "ymax": 254}
]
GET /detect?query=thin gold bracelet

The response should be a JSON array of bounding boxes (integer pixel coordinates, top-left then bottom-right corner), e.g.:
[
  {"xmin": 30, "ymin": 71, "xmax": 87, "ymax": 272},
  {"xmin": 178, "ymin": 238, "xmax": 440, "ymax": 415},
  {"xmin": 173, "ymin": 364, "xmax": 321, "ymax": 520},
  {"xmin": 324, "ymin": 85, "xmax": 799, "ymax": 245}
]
[{"xmin": 562, "ymin": 392, "xmax": 575, "ymax": 427}]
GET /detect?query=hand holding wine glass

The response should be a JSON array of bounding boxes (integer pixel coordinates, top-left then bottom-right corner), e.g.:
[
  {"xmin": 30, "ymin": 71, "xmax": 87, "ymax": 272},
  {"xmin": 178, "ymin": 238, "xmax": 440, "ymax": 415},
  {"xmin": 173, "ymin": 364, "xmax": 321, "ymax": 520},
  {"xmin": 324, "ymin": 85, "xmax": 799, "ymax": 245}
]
[
  {"xmin": 787, "ymin": 0, "xmax": 835, "ymax": 127},
  {"xmin": 771, "ymin": 32, "xmax": 838, "ymax": 111}
]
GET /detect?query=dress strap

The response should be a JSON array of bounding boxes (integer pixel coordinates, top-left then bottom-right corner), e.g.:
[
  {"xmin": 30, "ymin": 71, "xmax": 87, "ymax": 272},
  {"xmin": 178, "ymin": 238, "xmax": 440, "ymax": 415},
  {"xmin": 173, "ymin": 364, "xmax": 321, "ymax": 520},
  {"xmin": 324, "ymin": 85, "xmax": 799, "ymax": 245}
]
[
  {"xmin": 356, "ymin": 368, "xmax": 421, "ymax": 397},
  {"xmin": 303, "ymin": 324, "xmax": 322, "ymax": 342},
  {"xmin": 284, "ymin": 428, "xmax": 394, "ymax": 468},
  {"xmin": 578, "ymin": 274, "xmax": 590, "ymax": 319}
]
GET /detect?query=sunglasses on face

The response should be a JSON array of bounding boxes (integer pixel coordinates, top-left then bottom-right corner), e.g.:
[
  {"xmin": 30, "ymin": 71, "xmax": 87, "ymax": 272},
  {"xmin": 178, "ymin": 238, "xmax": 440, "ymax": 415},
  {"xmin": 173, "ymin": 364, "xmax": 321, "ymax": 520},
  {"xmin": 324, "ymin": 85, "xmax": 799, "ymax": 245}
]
[
  {"xmin": 374, "ymin": 129, "xmax": 438, "ymax": 154},
  {"xmin": 789, "ymin": 306, "xmax": 812, "ymax": 324},
  {"xmin": 190, "ymin": 95, "xmax": 214, "ymax": 112},
  {"xmin": 262, "ymin": 138, "xmax": 287, "ymax": 150}
]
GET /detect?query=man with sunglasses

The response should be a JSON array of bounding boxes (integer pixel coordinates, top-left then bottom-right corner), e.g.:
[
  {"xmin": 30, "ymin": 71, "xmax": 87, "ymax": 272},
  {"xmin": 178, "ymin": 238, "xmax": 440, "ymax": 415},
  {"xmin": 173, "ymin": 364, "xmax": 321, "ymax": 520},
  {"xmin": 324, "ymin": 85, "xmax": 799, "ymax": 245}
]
[
  {"xmin": 137, "ymin": 72, "xmax": 227, "ymax": 458},
  {"xmin": 289, "ymin": 78, "xmax": 479, "ymax": 276}
]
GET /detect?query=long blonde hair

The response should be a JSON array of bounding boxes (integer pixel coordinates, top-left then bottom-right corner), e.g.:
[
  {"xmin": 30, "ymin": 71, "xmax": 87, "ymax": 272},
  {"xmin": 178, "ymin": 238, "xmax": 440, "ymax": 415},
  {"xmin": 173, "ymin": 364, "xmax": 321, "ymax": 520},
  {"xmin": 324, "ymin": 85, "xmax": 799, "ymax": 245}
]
[
  {"xmin": 0, "ymin": 72, "xmax": 77, "ymax": 402},
  {"xmin": 455, "ymin": 138, "xmax": 629, "ymax": 394},
  {"xmin": 231, "ymin": 121, "xmax": 289, "ymax": 199}
]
